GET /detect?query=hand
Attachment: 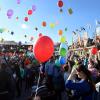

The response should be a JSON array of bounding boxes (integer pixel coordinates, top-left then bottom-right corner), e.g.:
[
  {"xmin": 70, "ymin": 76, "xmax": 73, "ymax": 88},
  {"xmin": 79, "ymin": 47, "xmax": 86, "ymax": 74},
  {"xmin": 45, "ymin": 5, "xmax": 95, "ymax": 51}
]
[
  {"xmin": 67, "ymin": 68, "xmax": 77, "ymax": 80},
  {"xmin": 71, "ymin": 68, "xmax": 77, "ymax": 75}
]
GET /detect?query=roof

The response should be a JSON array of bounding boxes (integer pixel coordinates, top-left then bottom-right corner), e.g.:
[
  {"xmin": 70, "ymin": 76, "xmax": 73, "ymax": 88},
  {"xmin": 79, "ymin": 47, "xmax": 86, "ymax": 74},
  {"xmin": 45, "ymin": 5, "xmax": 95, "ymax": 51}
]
[{"xmin": 0, "ymin": 41, "xmax": 18, "ymax": 45}]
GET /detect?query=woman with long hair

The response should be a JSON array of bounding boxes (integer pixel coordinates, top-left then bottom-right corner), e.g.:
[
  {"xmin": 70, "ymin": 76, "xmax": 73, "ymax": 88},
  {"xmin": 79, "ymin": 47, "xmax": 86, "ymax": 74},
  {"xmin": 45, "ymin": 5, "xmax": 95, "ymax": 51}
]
[{"xmin": 65, "ymin": 64, "xmax": 96, "ymax": 100}]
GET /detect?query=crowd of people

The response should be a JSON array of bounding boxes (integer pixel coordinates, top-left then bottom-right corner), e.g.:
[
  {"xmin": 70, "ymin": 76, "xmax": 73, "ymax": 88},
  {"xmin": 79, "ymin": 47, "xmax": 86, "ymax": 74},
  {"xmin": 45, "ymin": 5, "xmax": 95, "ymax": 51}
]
[
  {"xmin": 0, "ymin": 48, "xmax": 100, "ymax": 100},
  {"xmin": 71, "ymin": 35, "xmax": 100, "ymax": 49}
]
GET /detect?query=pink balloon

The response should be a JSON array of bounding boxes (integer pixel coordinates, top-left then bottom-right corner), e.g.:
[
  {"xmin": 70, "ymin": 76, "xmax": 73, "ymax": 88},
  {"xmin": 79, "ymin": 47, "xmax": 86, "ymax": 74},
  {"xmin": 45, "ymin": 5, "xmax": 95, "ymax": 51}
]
[
  {"xmin": 17, "ymin": 0, "xmax": 20, "ymax": 4},
  {"xmin": 30, "ymin": 36, "xmax": 34, "ymax": 41},
  {"xmin": 33, "ymin": 36, "xmax": 54, "ymax": 62}
]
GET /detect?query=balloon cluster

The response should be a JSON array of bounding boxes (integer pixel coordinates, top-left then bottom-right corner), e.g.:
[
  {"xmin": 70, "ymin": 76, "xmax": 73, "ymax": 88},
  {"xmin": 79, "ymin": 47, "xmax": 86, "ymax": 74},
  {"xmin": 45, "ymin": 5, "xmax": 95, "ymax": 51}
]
[
  {"xmin": 57, "ymin": 0, "xmax": 73, "ymax": 15},
  {"xmin": 59, "ymin": 36, "xmax": 68, "ymax": 65},
  {"xmin": 24, "ymin": 5, "xmax": 36, "ymax": 22},
  {"xmin": 57, "ymin": 0, "xmax": 63, "ymax": 13}
]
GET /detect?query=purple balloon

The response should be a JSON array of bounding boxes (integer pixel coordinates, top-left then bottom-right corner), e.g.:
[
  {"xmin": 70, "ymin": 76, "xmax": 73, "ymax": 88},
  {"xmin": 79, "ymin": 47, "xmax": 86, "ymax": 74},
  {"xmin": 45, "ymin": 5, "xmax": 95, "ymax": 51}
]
[
  {"xmin": 17, "ymin": 0, "xmax": 20, "ymax": 4},
  {"xmin": 7, "ymin": 9, "xmax": 14, "ymax": 19},
  {"xmin": 32, "ymin": 5, "xmax": 36, "ymax": 11}
]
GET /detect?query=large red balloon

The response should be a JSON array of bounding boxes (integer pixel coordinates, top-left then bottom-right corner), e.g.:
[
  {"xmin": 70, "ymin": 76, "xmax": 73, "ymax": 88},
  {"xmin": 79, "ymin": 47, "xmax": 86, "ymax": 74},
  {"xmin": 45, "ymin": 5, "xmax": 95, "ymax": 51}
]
[
  {"xmin": 91, "ymin": 47, "xmax": 98, "ymax": 55},
  {"xmin": 33, "ymin": 36, "xmax": 54, "ymax": 62},
  {"xmin": 58, "ymin": 0, "xmax": 63, "ymax": 8}
]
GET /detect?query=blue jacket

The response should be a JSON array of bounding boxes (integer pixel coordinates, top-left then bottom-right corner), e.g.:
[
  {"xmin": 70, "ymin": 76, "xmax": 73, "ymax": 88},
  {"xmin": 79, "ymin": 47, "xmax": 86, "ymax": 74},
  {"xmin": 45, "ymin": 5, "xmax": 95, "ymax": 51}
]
[
  {"xmin": 65, "ymin": 79, "xmax": 93, "ymax": 100},
  {"xmin": 45, "ymin": 62, "xmax": 55, "ymax": 76}
]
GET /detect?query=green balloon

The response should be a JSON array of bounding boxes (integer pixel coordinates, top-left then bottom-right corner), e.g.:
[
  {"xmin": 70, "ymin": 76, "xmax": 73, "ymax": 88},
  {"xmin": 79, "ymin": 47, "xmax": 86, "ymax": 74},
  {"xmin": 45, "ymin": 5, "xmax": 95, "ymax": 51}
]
[
  {"xmin": 68, "ymin": 8, "xmax": 73, "ymax": 15},
  {"xmin": 0, "ymin": 28, "xmax": 4, "ymax": 33},
  {"xmin": 60, "ymin": 36, "xmax": 66, "ymax": 43},
  {"xmin": 33, "ymin": 60, "xmax": 37, "ymax": 64},
  {"xmin": 59, "ymin": 48, "xmax": 67, "ymax": 56},
  {"xmin": 65, "ymin": 28, "xmax": 67, "ymax": 31}
]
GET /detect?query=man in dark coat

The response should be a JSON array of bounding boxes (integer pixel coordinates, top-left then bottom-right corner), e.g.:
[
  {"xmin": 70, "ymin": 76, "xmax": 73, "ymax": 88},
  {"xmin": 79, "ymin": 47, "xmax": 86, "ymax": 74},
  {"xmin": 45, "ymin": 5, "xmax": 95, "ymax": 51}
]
[{"xmin": 0, "ymin": 61, "xmax": 15, "ymax": 100}]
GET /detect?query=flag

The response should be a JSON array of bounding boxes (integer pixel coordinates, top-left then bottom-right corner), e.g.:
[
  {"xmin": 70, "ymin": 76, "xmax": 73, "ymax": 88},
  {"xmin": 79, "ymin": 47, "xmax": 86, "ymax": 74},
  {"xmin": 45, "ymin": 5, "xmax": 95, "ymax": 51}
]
[
  {"xmin": 72, "ymin": 31, "xmax": 77, "ymax": 35},
  {"xmin": 86, "ymin": 24, "xmax": 91, "ymax": 29},
  {"xmin": 71, "ymin": 37, "xmax": 73, "ymax": 45},
  {"xmin": 78, "ymin": 34, "xmax": 81, "ymax": 45},
  {"xmin": 81, "ymin": 27, "xmax": 85, "ymax": 31},
  {"xmin": 96, "ymin": 20, "xmax": 100, "ymax": 25}
]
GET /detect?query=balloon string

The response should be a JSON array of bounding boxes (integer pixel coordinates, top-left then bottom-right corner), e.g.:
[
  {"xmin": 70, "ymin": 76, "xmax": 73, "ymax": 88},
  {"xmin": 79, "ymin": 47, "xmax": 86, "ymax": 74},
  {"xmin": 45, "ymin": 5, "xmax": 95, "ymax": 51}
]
[{"xmin": 34, "ymin": 70, "xmax": 41, "ymax": 99}]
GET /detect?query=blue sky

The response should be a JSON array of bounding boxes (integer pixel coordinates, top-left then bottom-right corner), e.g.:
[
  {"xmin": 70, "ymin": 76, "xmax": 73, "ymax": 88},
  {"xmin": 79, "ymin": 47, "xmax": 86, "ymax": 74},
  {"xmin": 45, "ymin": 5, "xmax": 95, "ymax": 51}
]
[{"xmin": 0, "ymin": 0, "xmax": 100, "ymax": 45}]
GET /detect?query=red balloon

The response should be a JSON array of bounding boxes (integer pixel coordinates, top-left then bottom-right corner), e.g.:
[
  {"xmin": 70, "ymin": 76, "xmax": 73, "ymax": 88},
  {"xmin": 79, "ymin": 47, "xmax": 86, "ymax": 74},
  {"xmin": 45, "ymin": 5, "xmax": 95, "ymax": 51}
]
[
  {"xmin": 91, "ymin": 47, "xmax": 98, "ymax": 55},
  {"xmin": 33, "ymin": 36, "xmax": 54, "ymax": 62},
  {"xmin": 42, "ymin": 21, "xmax": 46, "ymax": 27},
  {"xmin": 58, "ymin": 0, "xmax": 63, "ymax": 8},
  {"xmin": 16, "ymin": 16, "xmax": 19, "ymax": 20},
  {"xmin": 28, "ymin": 9, "xmax": 33, "ymax": 15},
  {"xmin": 30, "ymin": 36, "xmax": 34, "ymax": 41},
  {"xmin": 24, "ymin": 58, "xmax": 31, "ymax": 65},
  {"xmin": 39, "ymin": 33, "xmax": 42, "ymax": 37},
  {"xmin": 24, "ymin": 17, "xmax": 28, "ymax": 22}
]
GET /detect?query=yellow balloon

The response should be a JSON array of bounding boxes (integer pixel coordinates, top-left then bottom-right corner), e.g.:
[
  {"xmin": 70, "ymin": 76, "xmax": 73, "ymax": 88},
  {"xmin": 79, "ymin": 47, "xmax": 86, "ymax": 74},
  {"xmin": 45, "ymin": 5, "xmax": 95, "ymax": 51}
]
[
  {"xmin": 60, "ymin": 36, "xmax": 66, "ymax": 43},
  {"xmin": 50, "ymin": 23, "xmax": 55, "ymax": 28},
  {"xmin": 3, "ymin": 28, "xmax": 9, "ymax": 32}
]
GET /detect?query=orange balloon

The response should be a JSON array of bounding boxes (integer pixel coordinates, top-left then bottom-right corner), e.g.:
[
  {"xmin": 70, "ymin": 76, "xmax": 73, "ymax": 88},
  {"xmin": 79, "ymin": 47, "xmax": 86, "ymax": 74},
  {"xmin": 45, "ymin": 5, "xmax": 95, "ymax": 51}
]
[
  {"xmin": 42, "ymin": 21, "xmax": 46, "ymax": 27},
  {"xmin": 33, "ymin": 36, "xmax": 54, "ymax": 62},
  {"xmin": 58, "ymin": 30, "xmax": 63, "ymax": 35}
]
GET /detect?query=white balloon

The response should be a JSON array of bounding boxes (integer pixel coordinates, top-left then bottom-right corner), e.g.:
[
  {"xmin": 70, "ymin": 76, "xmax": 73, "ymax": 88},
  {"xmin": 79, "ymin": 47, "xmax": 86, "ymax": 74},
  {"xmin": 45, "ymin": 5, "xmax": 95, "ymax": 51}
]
[{"xmin": 21, "ymin": 24, "xmax": 28, "ymax": 29}]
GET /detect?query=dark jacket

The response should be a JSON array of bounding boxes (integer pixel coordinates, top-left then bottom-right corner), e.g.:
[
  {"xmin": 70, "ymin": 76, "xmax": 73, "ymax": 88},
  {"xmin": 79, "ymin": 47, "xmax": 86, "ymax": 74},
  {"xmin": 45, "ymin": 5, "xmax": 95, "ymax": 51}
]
[{"xmin": 0, "ymin": 69, "xmax": 14, "ymax": 100}]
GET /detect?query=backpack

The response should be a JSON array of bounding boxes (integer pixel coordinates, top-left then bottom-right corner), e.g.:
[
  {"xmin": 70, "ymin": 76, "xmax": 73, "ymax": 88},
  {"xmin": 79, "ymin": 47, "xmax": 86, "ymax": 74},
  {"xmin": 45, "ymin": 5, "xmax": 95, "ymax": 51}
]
[{"xmin": 80, "ymin": 82, "xmax": 100, "ymax": 100}]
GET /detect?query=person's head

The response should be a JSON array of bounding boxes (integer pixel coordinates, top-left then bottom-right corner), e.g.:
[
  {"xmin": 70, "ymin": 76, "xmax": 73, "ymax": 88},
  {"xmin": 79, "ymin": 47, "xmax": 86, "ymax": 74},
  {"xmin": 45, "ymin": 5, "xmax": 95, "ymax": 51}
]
[
  {"xmin": 85, "ymin": 53, "xmax": 89, "ymax": 58},
  {"xmin": 0, "ymin": 63, "xmax": 7, "ymax": 70},
  {"xmin": 76, "ymin": 64, "xmax": 95, "ymax": 90},
  {"xmin": 89, "ymin": 58, "xmax": 94, "ymax": 65},
  {"xmin": 63, "ymin": 64, "xmax": 69, "ymax": 72},
  {"xmin": 49, "ymin": 56, "xmax": 55, "ymax": 62},
  {"xmin": 76, "ymin": 64, "xmax": 91, "ymax": 79}
]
